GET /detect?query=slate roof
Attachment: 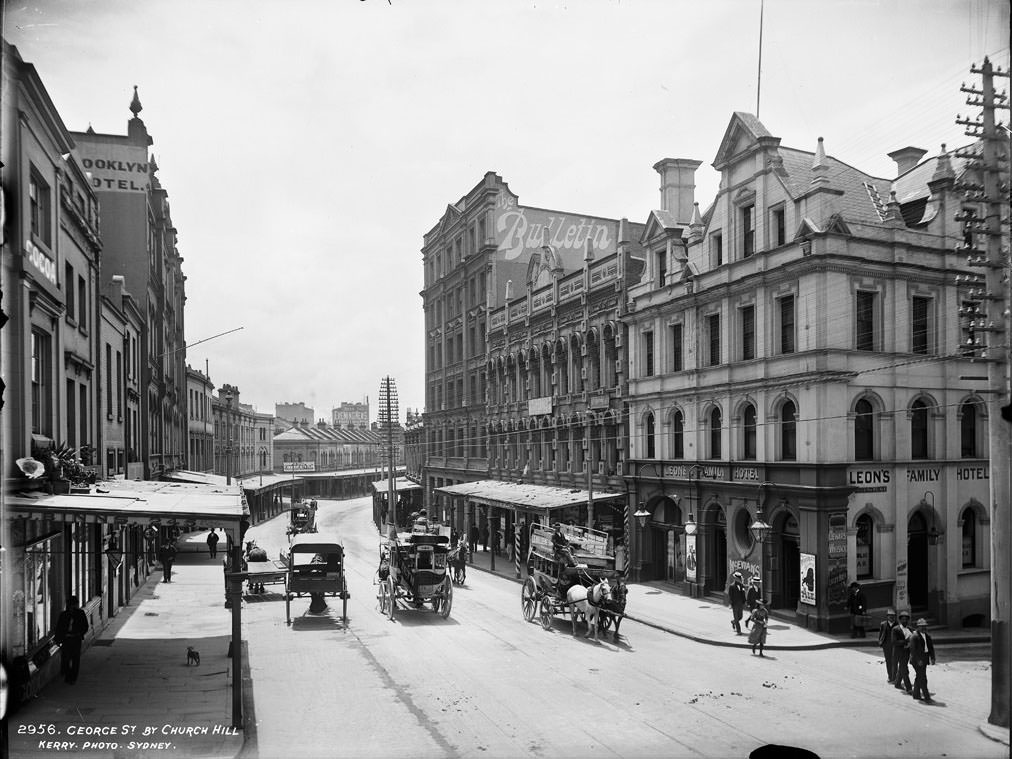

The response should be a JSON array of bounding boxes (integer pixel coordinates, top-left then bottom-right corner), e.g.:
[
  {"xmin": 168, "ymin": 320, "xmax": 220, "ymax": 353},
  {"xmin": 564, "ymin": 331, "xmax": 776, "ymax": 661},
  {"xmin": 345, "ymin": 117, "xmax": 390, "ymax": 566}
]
[
  {"xmin": 777, "ymin": 147, "xmax": 891, "ymax": 225},
  {"xmin": 435, "ymin": 479, "xmax": 623, "ymax": 512}
]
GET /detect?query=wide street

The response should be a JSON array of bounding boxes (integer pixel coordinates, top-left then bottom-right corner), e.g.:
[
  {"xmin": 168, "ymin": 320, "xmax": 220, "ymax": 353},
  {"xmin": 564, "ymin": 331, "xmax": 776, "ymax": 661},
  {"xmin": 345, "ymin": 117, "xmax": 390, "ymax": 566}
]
[{"xmin": 238, "ymin": 497, "xmax": 1002, "ymax": 759}]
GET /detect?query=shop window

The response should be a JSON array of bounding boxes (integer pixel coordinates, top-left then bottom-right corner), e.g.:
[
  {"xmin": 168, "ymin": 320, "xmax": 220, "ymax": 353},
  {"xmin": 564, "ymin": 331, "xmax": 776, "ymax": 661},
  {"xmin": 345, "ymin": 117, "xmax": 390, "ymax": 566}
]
[
  {"xmin": 855, "ymin": 514, "xmax": 873, "ymax": 579},
  {"xmin": 25, "ymin": 533, "xmax": 60, "ymax": 651}
]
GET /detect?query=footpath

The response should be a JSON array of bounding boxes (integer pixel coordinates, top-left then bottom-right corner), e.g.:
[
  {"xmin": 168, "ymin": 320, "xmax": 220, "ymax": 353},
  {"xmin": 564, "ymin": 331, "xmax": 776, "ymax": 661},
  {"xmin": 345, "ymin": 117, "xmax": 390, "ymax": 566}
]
[{"xmin": 463, "ymin": 545, "xmax": 992, "ymax": 651}]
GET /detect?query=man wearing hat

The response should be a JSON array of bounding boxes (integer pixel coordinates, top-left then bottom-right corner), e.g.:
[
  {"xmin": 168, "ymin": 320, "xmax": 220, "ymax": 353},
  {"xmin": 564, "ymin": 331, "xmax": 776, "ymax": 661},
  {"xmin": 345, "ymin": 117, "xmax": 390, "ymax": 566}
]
[
  {"xmin": 728, "ymin": 572, "xmax": 748, "ymax": 634},
  {"xmin": 877, "ymin": 609, "xmax": 898, "ymax": 683},
  {"xmin": 891, "ymin": 610, "xmax": 914, "ymax": 693},
  {"xmin": 847, "ymin": 581, "xmax": 868, "ymax": 637},
  {"xmin": 746, "ymin": 575, "xmax": 762, "ymax": 612},
  {"xmin": 909, "ymin": 618, "xmax": 936, "ymax": 702}
]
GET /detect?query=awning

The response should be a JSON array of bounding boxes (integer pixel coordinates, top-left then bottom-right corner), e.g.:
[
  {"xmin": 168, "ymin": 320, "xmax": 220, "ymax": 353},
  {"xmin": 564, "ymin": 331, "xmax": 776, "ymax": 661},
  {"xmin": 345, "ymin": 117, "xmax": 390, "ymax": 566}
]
[
  {"xmin": 7, "ymin": 479, "xmax": 245, "ymax": 532},
  {"xmin": 434, "ymin": 479, "xmax": 624, "ymax": 513},
  {"xmin": 371, "ymin": 477, "xmax": 422, "ymax": 494}
]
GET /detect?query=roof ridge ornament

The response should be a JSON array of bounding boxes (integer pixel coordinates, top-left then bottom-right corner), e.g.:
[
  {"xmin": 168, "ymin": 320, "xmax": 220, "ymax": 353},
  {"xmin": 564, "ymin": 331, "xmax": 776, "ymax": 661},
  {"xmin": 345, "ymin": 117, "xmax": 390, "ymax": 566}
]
[
  {"xmin": 811, "ymin": 137, "xmax": 829, "ymax": 185},
  {"xmin": 129, "ymin": 85, "xmax": 142, "ymax": 118}
]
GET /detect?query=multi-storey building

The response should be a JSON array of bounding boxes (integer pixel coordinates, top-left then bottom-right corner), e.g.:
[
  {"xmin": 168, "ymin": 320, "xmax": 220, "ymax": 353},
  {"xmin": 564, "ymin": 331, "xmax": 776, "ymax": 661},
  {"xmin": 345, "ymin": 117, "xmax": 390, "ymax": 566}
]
[
  {"xmin": 186, "ymin": 365, "xmax": 215, "ymax": 472},
  {"xmin": 332, "ymin": 399, "xmax": 369, "ymax": 429},
  {"xmin": 275, "ymin": 401, "xmax": 315, "ymax": 425},
  {"xmin": 272, "ymin": 420, "xmax": 394, "ymax": 471},
  {"xmin": 212, "ymin": 384, "xmax": 263, "ymax": 480},
  {"xmin": 100, "ymin": 276, "xmax": 144, "ymax": 478},
  {"xmin": 625, "ymin": 112, "xmax": 992, "ymax": 631},
  {"xmin": 71, "ymin": 88, "xmax": 187, "ymax": 479}
]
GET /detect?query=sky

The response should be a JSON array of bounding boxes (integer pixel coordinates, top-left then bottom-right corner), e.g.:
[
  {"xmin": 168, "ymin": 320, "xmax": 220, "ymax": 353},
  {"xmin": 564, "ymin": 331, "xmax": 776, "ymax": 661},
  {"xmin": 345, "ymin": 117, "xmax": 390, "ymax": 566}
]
[{"xmin": 4, "ymin": 0, "xmax": 1008, "ymax": 422}]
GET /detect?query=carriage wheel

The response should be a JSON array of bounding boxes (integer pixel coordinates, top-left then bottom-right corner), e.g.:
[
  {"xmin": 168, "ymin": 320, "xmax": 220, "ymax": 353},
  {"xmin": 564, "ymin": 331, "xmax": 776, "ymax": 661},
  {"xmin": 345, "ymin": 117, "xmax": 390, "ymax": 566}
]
[
  {"xmin": 521, "ymin": 578, "xmax": 538, "ymax": 622},
  {"xmin": 434, "ymin": 577, "xmax": 453, "ymax": 619},
  {"xmin": 539, "ymin": 597, "xmax": 554, "ymax": 630},
  {"xmin": 378, "ymin": 578, "xmax": 390, "ymax": 616},
  {"xmin": 385, "ymin": 578, "xmax": 397, "ymax": 621}
]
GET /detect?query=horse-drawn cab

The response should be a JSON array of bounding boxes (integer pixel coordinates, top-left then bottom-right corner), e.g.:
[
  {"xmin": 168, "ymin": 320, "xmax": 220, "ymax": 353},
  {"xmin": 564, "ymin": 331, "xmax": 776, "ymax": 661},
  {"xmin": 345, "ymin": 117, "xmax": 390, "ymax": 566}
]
[
  {"xmin": 376, "ymin": 528, "xmax": 453, "ymax": 620},
  {"xmin": 287, "ymin": 499, "xmax": 318, "ymax": 536},
  {"xmin": 285, "ymin": 532, "xmax": 349, "ymax": 624}
]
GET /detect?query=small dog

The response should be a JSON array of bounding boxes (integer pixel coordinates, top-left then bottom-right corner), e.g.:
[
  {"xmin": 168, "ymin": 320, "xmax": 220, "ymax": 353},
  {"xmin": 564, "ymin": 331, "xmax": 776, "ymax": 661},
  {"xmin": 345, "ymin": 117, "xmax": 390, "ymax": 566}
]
[{"xmin": 186, "ymin": 646, "xmax": 201, "ymax": 666}]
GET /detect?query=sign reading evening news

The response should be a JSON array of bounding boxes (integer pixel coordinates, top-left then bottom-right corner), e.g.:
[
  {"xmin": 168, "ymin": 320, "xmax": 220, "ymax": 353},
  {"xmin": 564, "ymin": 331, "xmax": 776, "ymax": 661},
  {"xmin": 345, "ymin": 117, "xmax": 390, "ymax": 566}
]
[{"xmin": 283, "ymin": 462, "xmax": 316, "ymax": 473}]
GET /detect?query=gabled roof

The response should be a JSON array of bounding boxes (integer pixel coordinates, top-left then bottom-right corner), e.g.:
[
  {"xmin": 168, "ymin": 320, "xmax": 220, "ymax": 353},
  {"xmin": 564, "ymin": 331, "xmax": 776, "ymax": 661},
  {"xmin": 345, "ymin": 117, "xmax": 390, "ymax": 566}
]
[
  {"xmin": 640, "ymin": 209, "xmax": 682, "ymax": 243},
  {"xmin": 713, "ymin": 112, "xmax": 775, "ymax": 168}
]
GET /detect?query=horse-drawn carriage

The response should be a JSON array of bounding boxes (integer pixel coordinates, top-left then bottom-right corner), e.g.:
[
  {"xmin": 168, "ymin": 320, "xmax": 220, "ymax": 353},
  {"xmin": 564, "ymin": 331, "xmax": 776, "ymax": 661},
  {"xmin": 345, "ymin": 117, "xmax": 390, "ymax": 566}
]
[
  {"xmin": 287, "ymin": 499, "xmax": 318, "ymax": 536},
  {"xmin": 285, "ymin": 532, "xmax": 349, "ymax": 624},
  {"xmin": 521, "ymin": 523, "xmax": 627, "ymax": 641},
  {"xmin": 376, "ymin": 523, "xmax": 453, "ymax": 620}
]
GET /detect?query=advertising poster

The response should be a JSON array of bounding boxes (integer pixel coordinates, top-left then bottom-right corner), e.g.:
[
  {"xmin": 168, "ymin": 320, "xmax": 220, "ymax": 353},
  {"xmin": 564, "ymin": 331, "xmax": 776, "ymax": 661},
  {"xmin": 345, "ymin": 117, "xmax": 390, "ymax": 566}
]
[
  {"xmin": 895, "ymin": 559, "xmax": 909, "ymax": 611},
  {"xmin": 685, "ymin": 534, "xmax": 697, "ymax": 582},
  {"xmin": 800, "ymin": 552, "xmax": 816, "ymax": 606}
]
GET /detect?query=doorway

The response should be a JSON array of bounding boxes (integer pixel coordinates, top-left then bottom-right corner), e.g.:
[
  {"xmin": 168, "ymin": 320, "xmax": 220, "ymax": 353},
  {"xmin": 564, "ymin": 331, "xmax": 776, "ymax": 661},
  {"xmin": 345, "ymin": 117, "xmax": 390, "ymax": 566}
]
[
  {"xmin": 908, "ymin": 511, "xmax": 929, "ymax": 609},
  {"xmin": 708, "ymin": 506, "xmax": 728, "ymax": 592}
]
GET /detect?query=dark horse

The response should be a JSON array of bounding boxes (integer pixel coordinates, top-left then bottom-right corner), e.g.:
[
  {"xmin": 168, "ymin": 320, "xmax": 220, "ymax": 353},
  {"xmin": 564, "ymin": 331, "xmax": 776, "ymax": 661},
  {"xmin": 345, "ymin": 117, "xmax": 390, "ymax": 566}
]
[
  {"xmin": 598, "ymin": 578, "xmax": 628, "ymax": 641},
  {"xmin": 448, "ymin": 538, "xmax": 468, "ymax": 585}
]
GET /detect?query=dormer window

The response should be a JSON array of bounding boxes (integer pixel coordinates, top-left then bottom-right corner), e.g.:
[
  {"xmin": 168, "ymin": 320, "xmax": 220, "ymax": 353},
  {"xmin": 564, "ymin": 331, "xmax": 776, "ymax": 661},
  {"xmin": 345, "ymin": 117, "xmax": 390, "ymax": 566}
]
[
  {"xmin": 712, "ymin": 232, "xmax": 723, "ymax": 267},
  {"xmin": 656, "ymin": 249, "xmax": 667, "ymax": 288}
]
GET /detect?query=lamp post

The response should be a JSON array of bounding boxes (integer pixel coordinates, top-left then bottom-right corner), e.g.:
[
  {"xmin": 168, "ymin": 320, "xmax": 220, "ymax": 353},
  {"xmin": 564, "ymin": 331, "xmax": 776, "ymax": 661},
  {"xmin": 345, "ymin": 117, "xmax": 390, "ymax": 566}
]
[
  {"xmin": 749, "ymin": 507, "xmax": 772, "ymax": 605},
  {"xmin": 633, "ymin": 502, "xmax": 651, "ymax": 581},
  {"xmin": 918, "ymin": 491, "xmax": 943, "ymax": 545},
  {"xmin": 223, "ymin": 391, "xmax": 234, "ymax": 486}
]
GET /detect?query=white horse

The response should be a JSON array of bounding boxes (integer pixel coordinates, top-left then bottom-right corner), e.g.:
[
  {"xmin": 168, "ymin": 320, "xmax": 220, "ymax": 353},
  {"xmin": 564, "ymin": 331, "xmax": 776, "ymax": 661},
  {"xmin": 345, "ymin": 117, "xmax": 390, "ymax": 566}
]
[{"xmin": 566, "ymin": 578, "xmax": 613, "ymax": 641}]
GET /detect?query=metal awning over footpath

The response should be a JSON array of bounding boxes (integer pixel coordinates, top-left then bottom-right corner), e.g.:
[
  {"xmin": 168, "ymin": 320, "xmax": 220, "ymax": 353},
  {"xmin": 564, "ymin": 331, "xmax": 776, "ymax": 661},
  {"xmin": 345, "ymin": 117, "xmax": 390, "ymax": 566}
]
[
  {"xmin": 7, "ymin": 479, "xmax": 245, "ymax": 532},
  {"xmin": 371, "ymin": 477, "xmax": 422, "ymax": 494},
  {"xmin": 434, "ymin": 479, "xmax": 623, "ymax": 514},
  {"xmin": 163, "ymin": 469, "xmax": 295, "ymax": 495}
]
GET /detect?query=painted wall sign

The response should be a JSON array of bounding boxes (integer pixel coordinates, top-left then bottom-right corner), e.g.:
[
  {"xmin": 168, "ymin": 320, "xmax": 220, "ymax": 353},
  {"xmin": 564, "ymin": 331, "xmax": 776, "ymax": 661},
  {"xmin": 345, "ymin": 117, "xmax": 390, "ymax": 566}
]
[
  {"xmin": 496, "ymin": 208, "xmax": 616, "ymax": 262},
  {"xmin": 80, "ymin": 156, "xmax": 149, "ymax": 193},
  {"xmin": 848, "ymin": 466, "xmax": 890, "ymax": 493},
  {"xmin": 283, "ymin": 461, "xmax": 316, "ymax": 473},
  {"xmin": 24, "ymin": 239, "xmax": 57, "ymax": 285},
  {"xmin": 528, "ymin": 396, "xmax": 553, "ymax": 416},
  {"xmin": 895, "ymin": 559, "xmax": 908, "ymax": 610},
  {"xmin": 827, "ymin": 515, "xmax": 849, "ymax": 609},
  {"xmin": 685, "ymin": 534, "xmax": 697, "ymax": 582},
  {"xmin": 956, "ymin": 466, "xmax": 989, "ymax": 480},
  {"xmin": 728, "ymin": 558, "xmax": 759, "ymax": 584},
  {"xmin": 732, "ymin": 465, "xmax": 761, "ymax": 481},
  {"xmin": 589, "ymin": 394, "xmax": 610, "ymax": 410},
  {"xmin": 800, "ymin": 552, "xmax": 816, "ymax": 606},
  {"xmin": 662, "ymin": 464, "xmax": 726, "ymax": 480},
  {"xmin": 906, "ymin": 467, "xmax": 941, "ymax": 482}
]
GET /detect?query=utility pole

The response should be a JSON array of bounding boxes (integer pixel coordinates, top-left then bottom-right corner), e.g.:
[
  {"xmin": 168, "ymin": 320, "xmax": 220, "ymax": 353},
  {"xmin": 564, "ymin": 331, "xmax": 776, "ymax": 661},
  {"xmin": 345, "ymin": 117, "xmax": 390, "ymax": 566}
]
[
  {"xmin": 379, "ymin": 377, "xmax": 399, "ymax": 531},
  {"xmin": 955, "ymin": 56, "xmax": 1010, "ymax": 730}
]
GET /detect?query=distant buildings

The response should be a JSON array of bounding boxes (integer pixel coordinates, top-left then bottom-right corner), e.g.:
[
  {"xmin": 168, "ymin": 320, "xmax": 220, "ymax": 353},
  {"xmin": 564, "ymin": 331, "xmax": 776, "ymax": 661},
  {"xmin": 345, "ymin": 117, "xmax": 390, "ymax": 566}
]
[
  {"xmin": 332, "ymin": 399, "xmax": 369, "ymax": 429},
  {"xmin": 275, "ymin": 401, "xmax": 315, "ymax": 425}
]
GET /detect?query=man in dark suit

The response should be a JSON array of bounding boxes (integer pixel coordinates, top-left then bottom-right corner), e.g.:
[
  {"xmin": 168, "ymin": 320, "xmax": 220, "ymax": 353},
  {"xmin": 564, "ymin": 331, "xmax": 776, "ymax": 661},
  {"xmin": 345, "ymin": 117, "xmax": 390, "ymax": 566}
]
[
  {"xmin": 909, "ymin": 618, "xmax": 936, "ymax": 702},
  {"xmin": 54, "ymin": 596, "xmax": 89, "ymax": 684},
  {"xmin": 892, "ymin": 610, "xmax": 913, "ymax": 693},
  {"xmin": 877, "ymin": 609, "xmax": 898, "ymax": 683},
  {"xmin": 728, "ymin": 572, "xmax": 747, "ymax": 634}
]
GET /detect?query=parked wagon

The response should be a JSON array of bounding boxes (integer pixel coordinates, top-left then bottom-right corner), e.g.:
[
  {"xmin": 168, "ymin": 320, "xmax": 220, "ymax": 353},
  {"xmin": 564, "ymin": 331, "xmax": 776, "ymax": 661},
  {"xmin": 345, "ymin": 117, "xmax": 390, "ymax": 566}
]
[
  {"xmin": 521, "ymin": 523, "xmax": 628, "ymax": 640},
  {"xmin": 285, "ymin": 532, "xmax": 349, "ymax": 624},
  {"xmin": 287, "ymin": 499, "xmax": 318, "ymax": 536},
  {"xmin": 376, "ymin": 522, "xmax": 453, "ymax": 620}
]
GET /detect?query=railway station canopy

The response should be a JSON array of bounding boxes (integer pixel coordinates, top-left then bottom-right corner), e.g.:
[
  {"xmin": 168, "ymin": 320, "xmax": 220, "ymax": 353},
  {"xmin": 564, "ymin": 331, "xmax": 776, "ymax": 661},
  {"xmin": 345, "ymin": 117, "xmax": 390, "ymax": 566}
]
[
  {"xmin": 371, "ymin": 477, "xmax": 422, "ymax": 494},
  {"xmin": 435, "ymin": 480, "xmax": 623, "ymax": 514},
  {"xmin": 7, "ymin": 478, "xmax": 246, "ymax": 532}
]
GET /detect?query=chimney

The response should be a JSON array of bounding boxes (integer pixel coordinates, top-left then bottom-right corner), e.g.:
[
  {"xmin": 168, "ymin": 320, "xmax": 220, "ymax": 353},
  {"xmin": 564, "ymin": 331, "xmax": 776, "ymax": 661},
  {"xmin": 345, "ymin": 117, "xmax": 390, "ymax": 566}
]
[
  {"xmin": 653, "ymin": 158, "xmax": 703, "ymax": 223},
  {"xmin": 887, "ymin": 147, "xmax": 927, "ymax": 177}
]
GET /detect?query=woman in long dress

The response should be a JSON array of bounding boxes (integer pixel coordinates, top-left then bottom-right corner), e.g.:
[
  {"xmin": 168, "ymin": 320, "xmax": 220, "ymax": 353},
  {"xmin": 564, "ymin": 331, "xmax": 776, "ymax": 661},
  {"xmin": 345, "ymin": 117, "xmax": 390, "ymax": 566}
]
[{"xmin": 747, "ymin": 600, "xmax": 769, "ymax": 656}]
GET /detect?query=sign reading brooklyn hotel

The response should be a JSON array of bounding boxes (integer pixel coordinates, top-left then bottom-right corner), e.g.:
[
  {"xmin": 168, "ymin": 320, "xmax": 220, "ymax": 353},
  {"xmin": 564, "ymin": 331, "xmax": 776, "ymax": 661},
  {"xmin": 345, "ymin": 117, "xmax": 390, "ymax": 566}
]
[{"xmin": 78, "ymin": 142, "xmax": 150, "ymax": 193}]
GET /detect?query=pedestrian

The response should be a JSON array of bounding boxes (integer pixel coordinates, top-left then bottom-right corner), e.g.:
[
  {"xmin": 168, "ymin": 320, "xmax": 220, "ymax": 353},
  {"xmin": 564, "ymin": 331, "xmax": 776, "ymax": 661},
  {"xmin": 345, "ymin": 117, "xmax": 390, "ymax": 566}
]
[
  {"xmin": 728, "ymin": 571, "xmax": 747, "ymax": 634},
  {"xmin": 206, "ymin": 529, "xmax": 219, "ymax": 559},
  {"xmin": 746, "ymin": 600, "xmax": 769, "ymax": 656},
  {"xmin": 746, "ymin": 576, "xmax": 762, "ymax": 612},
  {"xmin": 909, "ymin": 618, "xmax": 936, "ymax": 703},
  {"xmin": 480, "ymin": 522, "xmax": 489, "ymax": 552},
  {"xmin": 847, "ymin": 581, "xmax": 868, "ymax": 637},
  {"xmin": 892, "ymin": 610, "xmax": 913, "ymax": 694},
  {"xmin": 54, "ymin": 596, "xmax": 89, "ymax": 684},
  {"xmin": 877, "ymin": 609, "xmax": 898, "ymax": 683},
  {"xmin": 468, "ymin": 524, "xmax": 479, "ymax": 556},
  {"xmin": 158, "ymin": 541, "xmax": 177, "ymax": 583}
]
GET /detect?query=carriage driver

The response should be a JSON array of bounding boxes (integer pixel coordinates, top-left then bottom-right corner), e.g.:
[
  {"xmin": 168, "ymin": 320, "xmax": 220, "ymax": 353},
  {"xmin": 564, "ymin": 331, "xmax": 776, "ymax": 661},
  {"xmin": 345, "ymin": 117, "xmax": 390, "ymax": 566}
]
[{"xmin": 552, "ymin": 523, "xmax": 577, "ymax": 567}]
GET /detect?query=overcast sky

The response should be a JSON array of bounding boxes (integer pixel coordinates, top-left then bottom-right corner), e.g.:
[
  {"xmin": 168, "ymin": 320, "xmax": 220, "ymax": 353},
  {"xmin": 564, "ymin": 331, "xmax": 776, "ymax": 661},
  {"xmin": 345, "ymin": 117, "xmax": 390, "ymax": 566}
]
[{"xmin": 5, "ymin": 0, "xmax": 1008, "ymax": 421}]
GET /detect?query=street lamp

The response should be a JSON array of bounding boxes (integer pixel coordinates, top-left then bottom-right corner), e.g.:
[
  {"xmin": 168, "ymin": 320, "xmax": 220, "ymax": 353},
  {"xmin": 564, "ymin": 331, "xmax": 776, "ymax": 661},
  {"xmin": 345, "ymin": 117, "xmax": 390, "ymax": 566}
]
[
  {"xmin": 633, "ymin": 502, "xmax": 651, "ymax": 581},
  {"xmin": 104, "ymin": 535, "xmax": 123, "ymax": 571},
  {"xmin": 749, "ymin": 506, "xmax": 772, "ymax": 603},
  {"xmin": 684, "ymin": 511, "xmax": 698, "ymax": 536},
  {"xmin": 919, "ymin": 491, "xmax": 943, "ymax": 545}
]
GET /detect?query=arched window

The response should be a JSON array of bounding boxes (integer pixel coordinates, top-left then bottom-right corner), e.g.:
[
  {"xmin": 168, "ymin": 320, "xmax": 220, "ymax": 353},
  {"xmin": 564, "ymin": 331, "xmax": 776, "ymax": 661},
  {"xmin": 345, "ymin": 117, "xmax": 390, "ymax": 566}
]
[
  {"xmin": 911, "ymin": 399, "xmax": 929, "ymax": 459},
  {"xmin": 961, "ymin": 508, "xmax": 977, "ymax": 568},
  {"xmin": 780, "ymin": 401, "xmax": 796, "ymax": 460},
  {"xmin": 960, "ymin": 401, "xmax": 978, "ymax": 458},
  {"xmin": 709, "ymin": 408, "xmax": 722, "ymax": 459},
  {"xmin": 672, "ymin": 410, "xmax": 684, "ymax": 459},
  {"xmin": 854, "ymin": 399, "xmax": 874, "ymax": 461},
  {"xmin": 856, "ymin": 513, "xmax": 874, "ymax": 579},
  {"xmin": 645, "ymin": 413, "xmax": 656, "ymax": 459},
  {"xmin": 742, "ymin": 404, "xmax": 757, "ymax": 460}
]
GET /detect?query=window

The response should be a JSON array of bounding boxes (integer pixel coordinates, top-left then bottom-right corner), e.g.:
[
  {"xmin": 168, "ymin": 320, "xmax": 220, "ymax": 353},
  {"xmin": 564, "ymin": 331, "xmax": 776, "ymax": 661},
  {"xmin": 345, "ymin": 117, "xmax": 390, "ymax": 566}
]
[
  {"xmin": 961, "ymin": 509, "xmax": 977, "ymax": 568},
  {"xmin": 709, "ymin": 407, "xmax": 722, "ymax": 459},
  {"xmin": 707, "ymin": 314, "xmax": 721, "ymax": 366},
  {"xmin": 743, "ymin": 404, "xmax": 757, "ymax": 460},
  {"xmin": 643, "ymin": 331, "xmax": 654, "ymax": 377},
  {"xmin": 116, "ymin": 351, "xmax": 123, "ymax": 419},
  {"xmin": 960, "ymin": 401, "xmax": 979, "ymax": 458},
  {"xmin": 65, "ymin": 263, "xmax": 76, "ymax": 320},
  {"xmin": 712, "ymin": 233, "xmax": 723, "ymax": 267},
  {"xmin": 656, "ymin": 250, "xmax": 667, "ymax": 288},
  {"xmin": 781, "ymin": 401, "xmax": 797, "ymax": 460},
  {"xmin": 742, "ymin": 205, "xmax": 755, "ymax": 258},
  {"xmin": 772, "ymin": 206, "xmax": 786, "ymax": 247},
  {"xmin": 78, "ymin": 275, "xmax": 87, "ymax": 327},
  {"xmin": 29, "ymin": 170, "xmax": 52, "ymax": 245},
  {"xmin": 740, "ymin": 305, "xmax": 755, "ymax": 361},
  {"xmin": 645, "ymin": 413, "xmax": 656, "ymax": 458},
  {"xmin": 910, "ymin": 399, "xmax": 929, "ymax": 459},
  {"xmin": 672, "ymin": 410, "xmax": 684, "ymax": 459},
  {"xmin": 670, "ymin": 323, "xmax": 683, "ymax": 372},
  {"xmin": 66, "ymin": 379, "xmax": 77, "ymax": 448},
  {"xmin": 855, "ymin": 514, "xmax": 873, "ymax": 579},
  {"xmin": 25, "ymin": 535, "xmax": 60, "ymax": 650},
  {"xmin": 31, "ymin": 330, "xmax": 51, "ymax": 435},
  {"xmin": 911, "ymin": 296, "xmax": 932, "ymax": 354},
  {"xmin": 779, "ymin": 295, "xmax": 796, "ymax": 354},
  {"xmin": 854, "ymin": 399, "xmax": 874, "ymax": 460},
  {"xmin": 106, "ymin": 344, "xmax": 113, "ymax": 418},
  {"xmin": 856, "ymin": 291, "xmax": 878, "ymax": 351}
]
